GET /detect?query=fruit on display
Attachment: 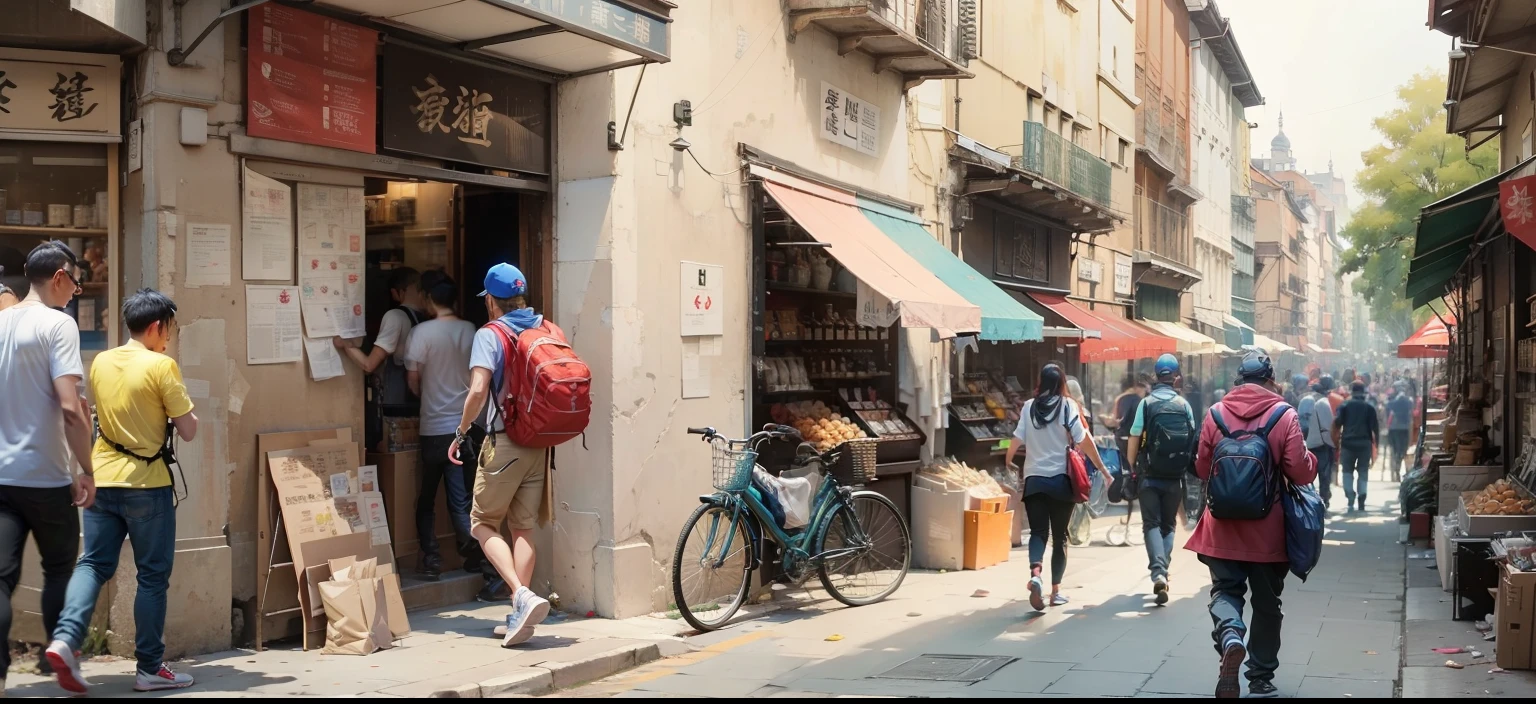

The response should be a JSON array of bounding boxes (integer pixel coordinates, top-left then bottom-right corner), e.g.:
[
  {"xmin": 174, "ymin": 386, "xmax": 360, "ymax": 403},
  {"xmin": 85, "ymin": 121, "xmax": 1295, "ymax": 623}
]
[
  {"xmin": 1465, "ymin": 478, "xmax": 1536, "ymax": 516},
  {"xmin": 769, "ymin": 400, "xmax": 869, "ymax": 452}
]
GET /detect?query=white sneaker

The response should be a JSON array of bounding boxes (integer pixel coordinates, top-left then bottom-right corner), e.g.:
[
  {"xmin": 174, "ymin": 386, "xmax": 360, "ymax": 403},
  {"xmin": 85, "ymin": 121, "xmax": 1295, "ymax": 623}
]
[
  {"xmin": 134, "ymin": 664, "xmax": 194, "ymax": 692},
  {"xmin": 501, "ymin": 587, "xmax": 550, "ymax": 648},
  {"xmin": 516, "ymin": 586, "xmax": 550, "ymax": 629},
  {"xmin": 44, "ymin": 640, "xmax": 88, "ymax": 694}
]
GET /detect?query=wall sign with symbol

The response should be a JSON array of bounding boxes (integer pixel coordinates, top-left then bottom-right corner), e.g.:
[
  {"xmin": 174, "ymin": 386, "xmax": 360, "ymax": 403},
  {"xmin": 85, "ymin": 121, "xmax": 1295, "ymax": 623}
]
[{"xmin": 680, "ymin": 261, "xmax": 724, "ymax": 337}]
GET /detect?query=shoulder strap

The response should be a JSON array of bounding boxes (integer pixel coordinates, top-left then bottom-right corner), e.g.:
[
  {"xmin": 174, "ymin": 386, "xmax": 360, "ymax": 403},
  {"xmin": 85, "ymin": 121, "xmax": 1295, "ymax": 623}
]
[
  {"xmin": 1257, "ymin": 403, "xmax": 1293, "ymax": 437},
  {"xmin": 1209, "ymin": 407, "xmax": 1232, "ymax": 438},
  {"xmin": 398, "ymin": 306, "xmax": 421, "ymax": 326}
]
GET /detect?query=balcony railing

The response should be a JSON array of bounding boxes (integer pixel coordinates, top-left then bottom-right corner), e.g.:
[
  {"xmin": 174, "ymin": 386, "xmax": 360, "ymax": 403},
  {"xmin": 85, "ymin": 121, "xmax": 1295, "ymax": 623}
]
[
  {"xmin": 1017, "ymin": 121, "xmax": 1113, "ymax": 209},
  {"xmin": 788, "ymin": 0, "xmax": 972, "ymax": 82},
  {"xmin": 1134, "ymin": 193, "xmax": 1193, "ymax": 268}
]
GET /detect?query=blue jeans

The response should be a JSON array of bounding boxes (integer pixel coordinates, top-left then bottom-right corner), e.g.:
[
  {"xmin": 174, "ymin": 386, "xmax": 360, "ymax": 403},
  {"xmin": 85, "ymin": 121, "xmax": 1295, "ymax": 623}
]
[
  {"xmin": 1339, "ymin": 446, "xmax": 1371, "ymax": 506},
  {"xmin": 1140, "ymin": 479, "xmax": 1181, "ymax": 582},
  {"xmin": 1309, "ymin": 446, "xmax": 1336, "ymax": 507},
  {"xmin": 418, "ymin": 434, "xmax": 475, "ymax": 562},
  {"xmin": 54, "ymin": 487, "xmax": 176, "ymax": 673}
]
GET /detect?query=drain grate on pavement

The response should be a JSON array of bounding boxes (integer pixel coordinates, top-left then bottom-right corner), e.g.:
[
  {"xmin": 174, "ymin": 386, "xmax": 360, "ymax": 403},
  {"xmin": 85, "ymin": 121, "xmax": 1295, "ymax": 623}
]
[{"xmin": 871, "ymin": 654, "xmax": 1017, "ymax": 682}]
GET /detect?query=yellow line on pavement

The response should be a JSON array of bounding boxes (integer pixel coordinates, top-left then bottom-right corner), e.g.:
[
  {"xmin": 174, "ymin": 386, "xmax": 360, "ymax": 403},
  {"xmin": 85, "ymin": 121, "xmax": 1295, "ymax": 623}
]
[{"xmin": 596, "ymin": 630, "xmax": 779, "ymax": 687}]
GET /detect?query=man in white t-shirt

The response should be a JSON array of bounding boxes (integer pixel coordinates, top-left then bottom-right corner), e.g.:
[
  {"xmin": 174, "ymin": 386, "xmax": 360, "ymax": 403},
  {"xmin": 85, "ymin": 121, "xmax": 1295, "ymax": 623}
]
[
  {"xmin": 0, "ymin": 241, "xmax": 97, "ymax": 693},
  {"xmin": 404, "ymin": 275, "xmax": 479, "ymax": 580},
  {"xmin": 336, "ymin": 267, "xmax": 429, "ymax": 448}
]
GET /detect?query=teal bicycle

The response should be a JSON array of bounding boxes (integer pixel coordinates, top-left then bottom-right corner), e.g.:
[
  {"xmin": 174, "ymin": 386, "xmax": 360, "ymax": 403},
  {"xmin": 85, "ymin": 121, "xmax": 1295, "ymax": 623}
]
[{"xmin": 670, "ymin": 424, "xmax": 911, "ymax": 632}]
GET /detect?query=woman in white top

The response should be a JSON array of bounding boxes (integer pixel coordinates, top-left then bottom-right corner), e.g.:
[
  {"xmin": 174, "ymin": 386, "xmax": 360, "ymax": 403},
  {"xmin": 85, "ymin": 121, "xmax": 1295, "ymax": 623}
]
[{"xmin": 1004, "ymin": 364, "xmax": 1111, "ymax": 611}]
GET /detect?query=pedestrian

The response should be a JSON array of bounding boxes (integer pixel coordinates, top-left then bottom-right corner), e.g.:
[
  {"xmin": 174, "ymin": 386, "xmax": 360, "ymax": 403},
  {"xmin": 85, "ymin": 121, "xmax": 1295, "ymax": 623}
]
[
  {"xmin": 1125, "ymin": 354, "xmax": 1197, "ymax": 606},
  {"xmin": 336, "ymin": 267, "xmax": 429, "ymax": 449},
  {"xmin": 0, "ymin": 241, "xmax": 96, "ymax": 696},
  {"xmin": 1100, "ymin": 374, "xmax": 1144, "ymax": 476},
  {"xmin": 1005, "ymin": 364, "xmax": 1112, "ymax": 612},
  {"xmin": 1332, "ymin": 380, "xmax": 1380, "ymax": 513},
  {"xmin": 448, "ymin": 264, "xmax": 556, "ymax": 646},
  {"xmin": 1188, "ymin": 350, "xmax": 1316, "ymax": 698},
  {"xmin": 1283, "ymin": 373, "xmax": 1305, "ymax": 407},
  {"xmin": 404, "ymin": 274, "xmax": 483, "ymax": 581},
  {"xmin": 45, "ymin": 289, "xmax": 198, "ymax": 693},
  {"xmin": 1303, "ymin": 375, "xmax": 1337, "ymax": 509},
  {"xmin": 1386, "ymin": 382, "xmax": 1415, "ymax": 482}
]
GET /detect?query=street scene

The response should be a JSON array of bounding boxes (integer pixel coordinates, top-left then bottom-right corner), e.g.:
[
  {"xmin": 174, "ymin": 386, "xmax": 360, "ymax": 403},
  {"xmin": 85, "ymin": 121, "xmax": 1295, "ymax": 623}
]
[{"xmin": 1, "ymin": 0, "xmax": 1535, "ymax": 699}]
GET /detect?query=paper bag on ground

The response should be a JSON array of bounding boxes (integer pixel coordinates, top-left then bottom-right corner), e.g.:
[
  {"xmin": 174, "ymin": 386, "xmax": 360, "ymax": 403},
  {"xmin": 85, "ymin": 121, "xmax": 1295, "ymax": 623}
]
[{"xmin": 318, "ymin": 562, "xmax": 393, "ymax": 655}]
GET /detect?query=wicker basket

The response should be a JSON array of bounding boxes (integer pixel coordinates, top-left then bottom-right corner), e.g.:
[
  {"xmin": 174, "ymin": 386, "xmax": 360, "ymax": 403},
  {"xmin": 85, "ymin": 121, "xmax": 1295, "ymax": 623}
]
[
  {"xmin": 711, "ymin": 441, "xmax": 757, "ymax": 492},
  {"xmin": 832, "ymin": 438, "xmax": 878, "ymax": 485}
]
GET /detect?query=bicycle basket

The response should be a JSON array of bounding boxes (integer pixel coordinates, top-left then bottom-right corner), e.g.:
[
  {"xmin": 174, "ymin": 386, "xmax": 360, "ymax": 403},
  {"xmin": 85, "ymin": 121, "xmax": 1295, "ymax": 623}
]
[
  {"xmin": 711, "ymin": 441, "xmax": 758, "ymax": 492},
  {"xmin": 832, "ymin": 438, "xmax": 878, "ymax": 485}
]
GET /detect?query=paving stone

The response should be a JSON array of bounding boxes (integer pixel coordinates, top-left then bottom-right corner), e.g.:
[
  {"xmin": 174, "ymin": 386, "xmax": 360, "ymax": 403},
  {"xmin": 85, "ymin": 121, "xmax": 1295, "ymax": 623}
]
[
  {"xmin": 965, "ymin": 660, "xmax": 1076, "ymax": 694},
  {"xmin": 1407, "ymin": 586, "xmax": 1454, "ymax": 621},
  {"xmin": 682, "ymin": 652, "xmax": 816, "ymax": 681},
  {"xmin": 634, "ymin": 673, "xmax": 774, "ymax": 698},
  {"xmin": 1296, "ymin": 676, "xmax": 1393, "ymax": 698},
  {"xmin": 1039, "ymin": 670, "xmax": 1147, "ymax": 696},
  {"xmin": 1069, "ymin": 655, "xmax": 1167, "ymax": 674}
]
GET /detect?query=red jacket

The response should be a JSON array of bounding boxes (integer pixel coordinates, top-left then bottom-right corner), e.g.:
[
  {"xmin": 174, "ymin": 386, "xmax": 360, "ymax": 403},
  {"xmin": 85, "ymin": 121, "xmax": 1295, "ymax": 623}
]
[{"xmin": 1185, "ymin": 383, "xmax": 1317, "ymax": 563}]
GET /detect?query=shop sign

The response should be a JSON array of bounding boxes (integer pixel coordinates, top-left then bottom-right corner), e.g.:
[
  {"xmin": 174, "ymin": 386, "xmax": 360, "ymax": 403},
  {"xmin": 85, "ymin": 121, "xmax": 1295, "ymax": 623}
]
[
  {"xmin": 1500, "ymin": 174, "xmax": 1536, "ymax": 253},
  {"xmin": 0, "ymin": 49, "xmax": 119, "ymax": 136},
  {"xmin": 505, "ymin": 0, "xmax": 670, "ymax": 59},
  {"xmin": 381, "ymin": 44, "xmax": 550, "ymax": 175},
  {"xmin": 819, "ymin": 82, "xmax": 880, "ymax": 158},
  {"xmin": 680, "ymin": 261, "xmax": 723, "ymax": 337},
  {"xmin": 1114, "ymin": 253, "xmax": 1133, "ymax": 296},
  {"xmin": 1078, "ymin": 257, "xmax": 1103, "ymax": 284},
  {"xmin": 247, "ymin": 4, "xmax": 377, "ymax": 153}
]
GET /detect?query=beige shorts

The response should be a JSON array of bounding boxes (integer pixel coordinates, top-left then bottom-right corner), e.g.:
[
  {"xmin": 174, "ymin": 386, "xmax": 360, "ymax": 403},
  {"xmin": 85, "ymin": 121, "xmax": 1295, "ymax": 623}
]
[{"xmin": 471, "ymin": 434, "xmax": 548, "ymax": 532}]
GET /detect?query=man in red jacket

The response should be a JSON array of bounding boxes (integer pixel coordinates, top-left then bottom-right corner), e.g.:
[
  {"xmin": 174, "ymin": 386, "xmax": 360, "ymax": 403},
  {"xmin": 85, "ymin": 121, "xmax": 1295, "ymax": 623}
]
[{"xmin": 1187, "ymin": 351, "xmax": 1317, "ymax": 699}]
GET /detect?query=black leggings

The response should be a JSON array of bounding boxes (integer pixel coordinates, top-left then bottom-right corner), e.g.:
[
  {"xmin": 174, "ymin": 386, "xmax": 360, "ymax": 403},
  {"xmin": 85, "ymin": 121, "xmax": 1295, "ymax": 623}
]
[{"xmin": 1023, "ymin": 492, "xmax": 1075, "ymax": 585}]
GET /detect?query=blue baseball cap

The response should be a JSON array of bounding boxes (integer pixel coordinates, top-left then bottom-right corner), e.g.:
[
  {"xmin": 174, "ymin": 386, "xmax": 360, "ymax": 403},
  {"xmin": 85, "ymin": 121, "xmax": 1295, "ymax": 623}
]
[
  {"xmin": 1154, "ymin": 353, "xmax": 1180, "ymax": 379},
  {"xmin": 479, "ymin": 263, "xmax": 528, "ymax": 298}
]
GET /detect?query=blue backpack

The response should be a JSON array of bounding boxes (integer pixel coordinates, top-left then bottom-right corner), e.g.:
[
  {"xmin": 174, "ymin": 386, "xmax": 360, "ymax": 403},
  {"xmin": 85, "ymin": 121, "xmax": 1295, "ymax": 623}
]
[
  {"xmin": 1206, "ymin": 404, "xmax": 1292, "ymax": 520},
  {"xmin": 1296, "ymin": 395, "xmax": 1316, "ymax": 441}
]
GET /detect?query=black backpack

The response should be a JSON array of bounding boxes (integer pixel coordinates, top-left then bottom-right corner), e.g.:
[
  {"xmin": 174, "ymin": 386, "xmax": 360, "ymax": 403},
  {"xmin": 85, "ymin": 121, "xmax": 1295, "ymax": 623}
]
[
  {"xmin": 1207, "ymin": 404, "xmax": 1292, "ymax": 520},
  {"xmin": 373, "ymin": 306, "xmax": 421, "ymax": 414},
  {"xmin": 1143, "ymin": 395, "xmax": 1196, "ymax": 479}
]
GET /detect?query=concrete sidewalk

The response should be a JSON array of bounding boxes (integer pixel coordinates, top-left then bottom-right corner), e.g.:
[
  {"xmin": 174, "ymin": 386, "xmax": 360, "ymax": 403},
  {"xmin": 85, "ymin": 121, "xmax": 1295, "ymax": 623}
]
[
  {"xmin": 4, "ymin": 601, "xmax": 693, "ymax": 698},
  {"xmin": 561, "ymin": 482, "xmax": 1410, "ymax": 698}
]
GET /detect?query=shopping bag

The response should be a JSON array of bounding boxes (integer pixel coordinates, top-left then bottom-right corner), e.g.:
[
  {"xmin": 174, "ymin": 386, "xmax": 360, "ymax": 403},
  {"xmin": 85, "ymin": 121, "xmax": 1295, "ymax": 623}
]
[
  {"xmin": 1282, "ymin": 482, "xmax": 1325, "ymax": 582},
  {"xmin": 1086, "ymin": 470, "xmax": 1109, "ymax": 518},
  {"xmin": 1067, "ymin": 504, "xmax": 1092, "ymax": 547},
  {"xmin": 319, "ymin": 558, "xmax": 394, "ymax": 655}
]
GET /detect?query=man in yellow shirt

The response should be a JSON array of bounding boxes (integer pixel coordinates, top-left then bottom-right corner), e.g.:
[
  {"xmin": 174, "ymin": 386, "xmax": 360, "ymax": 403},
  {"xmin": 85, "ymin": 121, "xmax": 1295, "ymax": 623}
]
[{"xmin": 46, "ymin": 289, "xmax": 198, "ymax": 694}]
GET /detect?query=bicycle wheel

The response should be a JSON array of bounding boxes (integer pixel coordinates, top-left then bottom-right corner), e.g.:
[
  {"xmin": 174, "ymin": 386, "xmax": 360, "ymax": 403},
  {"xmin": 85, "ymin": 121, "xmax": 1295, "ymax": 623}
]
[
  {"xmin": 671, "ymin": 502, "xmax": 754, "ymax": 632},
  {"xmin": 816, "ymin": 491, "xmax": 910, "ymax": 607}
]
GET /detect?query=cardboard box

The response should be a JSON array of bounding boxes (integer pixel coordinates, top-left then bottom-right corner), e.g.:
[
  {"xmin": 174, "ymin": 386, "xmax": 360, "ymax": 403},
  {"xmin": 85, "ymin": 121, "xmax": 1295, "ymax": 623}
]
[
  {"xmin": 1498, "ymin": 565, "xmax": 1536, "ymax": 670},
  {"xmin": 963, "ymin": 498, "xmax": 1012, "ymax": 571},
  {"xmin": 1457, "ymin": 492, "xmax": 1536, "ymax": 537},
  {"xmin": 1439, "ymin": 466, "xmax": 1502, "ymax": 516},
  {"xmin": 912, "ymin": 474, "xmax": 968, "ymax": 571}
]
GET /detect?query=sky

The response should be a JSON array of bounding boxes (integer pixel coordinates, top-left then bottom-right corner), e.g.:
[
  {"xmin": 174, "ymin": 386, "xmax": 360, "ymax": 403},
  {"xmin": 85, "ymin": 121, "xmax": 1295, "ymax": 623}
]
[{"xmin": 1219, "ymin": 0, "xmax": 1449, "ymax": 225}]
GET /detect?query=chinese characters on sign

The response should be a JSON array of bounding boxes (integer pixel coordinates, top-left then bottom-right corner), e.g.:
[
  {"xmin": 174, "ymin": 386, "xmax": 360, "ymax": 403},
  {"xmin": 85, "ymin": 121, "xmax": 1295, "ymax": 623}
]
[
  {"xmin": 1078, "ymin": 257, "xmax": 1104, "ymax": 284},
  {"xmin": 818, "ymin": 82, "xmax": 880, "ymax": 158},
  {"xmin": 382, "ymin": 45, "xmax": 549, "ymax": 174},
  {"xmin": 507, "ymin": 0, "xmax": 669, "ymax": 58},
  {"xmin": 0, "ymin": 49, "xmax": 119, "ymax": 135},
  {"xmin": 1114, "ymin": 253, "xmax": 1133, "ymax": 297},
  {"xmin": 246, "ymin": 4, "xmax": 377, "ymax": 153}
]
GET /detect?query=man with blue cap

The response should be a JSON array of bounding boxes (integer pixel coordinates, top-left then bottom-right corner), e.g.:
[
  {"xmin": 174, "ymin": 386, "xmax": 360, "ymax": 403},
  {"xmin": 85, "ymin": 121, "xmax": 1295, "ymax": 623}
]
[
  {"xmin": 1126, "ymin": 353, "xmax": 1198, "ymax": 605},
  {"xmin": 447, "ymin": 263, "xmax": 555, "ymax": 646}
]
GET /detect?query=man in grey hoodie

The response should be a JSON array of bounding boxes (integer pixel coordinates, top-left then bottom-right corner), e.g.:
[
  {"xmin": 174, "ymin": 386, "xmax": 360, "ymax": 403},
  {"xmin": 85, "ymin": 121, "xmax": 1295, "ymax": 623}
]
[{"xmin": 1303, "ymin": 375, "xmax": 1337, "ymax": 509}]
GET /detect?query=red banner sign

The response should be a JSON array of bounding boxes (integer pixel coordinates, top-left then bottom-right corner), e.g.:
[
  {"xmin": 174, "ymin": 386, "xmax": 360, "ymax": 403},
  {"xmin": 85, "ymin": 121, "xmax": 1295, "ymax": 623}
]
[
  {"xmin": 247, "ymin": 4, "xmax": 376, "ymax": 153},
  {"xmin": 1499, "ymin": 175, "xmax": 1536, "ymax": 252}
]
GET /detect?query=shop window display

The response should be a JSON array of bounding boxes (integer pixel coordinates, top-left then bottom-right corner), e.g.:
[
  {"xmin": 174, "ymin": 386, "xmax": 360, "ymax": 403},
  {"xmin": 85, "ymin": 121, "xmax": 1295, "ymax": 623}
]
[{"xmin": 0, "ymin": 141, "xmax": 112, "ymax": 350}]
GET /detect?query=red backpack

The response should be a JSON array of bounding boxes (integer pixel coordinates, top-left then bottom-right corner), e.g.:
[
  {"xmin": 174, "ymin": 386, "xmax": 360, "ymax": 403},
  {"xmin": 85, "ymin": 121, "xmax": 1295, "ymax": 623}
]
[{"xmin": 487, "ymin": 319, "xmax": 591, "ymax": 448}]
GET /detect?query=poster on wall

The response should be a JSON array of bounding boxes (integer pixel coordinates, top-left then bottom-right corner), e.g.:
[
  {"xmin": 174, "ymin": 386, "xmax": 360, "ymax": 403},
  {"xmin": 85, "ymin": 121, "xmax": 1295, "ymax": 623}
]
[
  {"xmin": 247, "ymin": 3, "xmax": 377, "ymax": 153},
  {"xmin": 296, "ymin": 183, "xmax": 366, "ymax": 338},
  {"xmin": 679, "ymin": 261, "xmax": 723, "ymax": 337},
  {"xmin": 1114, "ymin": 253, "xmax": 1133, "ymax": 297},
  {"xmin": 185, "ymin": 223, "xmax": 232, "ymax": 288},
  {"xmin": 818, "ymin": 82, "xmax": 880, "ymax": 158},
  {"xmin": 246, "ymin": 284, "xmax": 303, "ymax": 364},
  {"xmin": 242, "ymin": 167, "xmax": 294, "ymax": 281},
  {"xmin": 380, "ymin": 43, "xmax": 550, "ymax": 174}
]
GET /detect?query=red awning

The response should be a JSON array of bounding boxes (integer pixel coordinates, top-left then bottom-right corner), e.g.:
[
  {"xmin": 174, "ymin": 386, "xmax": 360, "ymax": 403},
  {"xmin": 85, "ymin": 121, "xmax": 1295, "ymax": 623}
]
[
  {"xmin": 1398, "ymin": 314, "xmax": 1455, "ymax": 359},
  {"xmin": 1027, "ymin": 293, "xmax": 1176, "ymax": 362}
]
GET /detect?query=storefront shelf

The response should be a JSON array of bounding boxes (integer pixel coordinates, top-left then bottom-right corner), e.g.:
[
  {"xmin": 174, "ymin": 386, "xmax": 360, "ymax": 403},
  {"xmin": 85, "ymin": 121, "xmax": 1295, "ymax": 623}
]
[
  {"xmin": 0, "ymin": 224, "xmax": 107, "ymax": 237},
  {"xmin": 810, "ymin": 372, "xmax": 892, "ymax": 380},
  {"xmin": 767, "ymin": 282, "xmax": 857, "ymax": 298},
  {"xmin": 765, "ymin": 338, "xmax": 889, "ymax": 346}
]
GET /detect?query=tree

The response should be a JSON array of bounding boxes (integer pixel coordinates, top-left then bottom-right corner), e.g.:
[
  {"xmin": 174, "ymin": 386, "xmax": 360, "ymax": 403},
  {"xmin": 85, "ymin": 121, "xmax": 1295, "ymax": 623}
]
[{"xmin": 1338, "ymin": 72, "xmax": 1499, "ymax": 342}]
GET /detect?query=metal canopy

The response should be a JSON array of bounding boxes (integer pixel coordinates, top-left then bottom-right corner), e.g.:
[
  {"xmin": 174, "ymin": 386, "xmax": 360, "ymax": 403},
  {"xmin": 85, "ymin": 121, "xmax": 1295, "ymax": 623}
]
[
  {"xmin": 1440, "ymin": 0, "xmax": 1536, "ymax": 134},
  {"xmin": 316, "ymin": 0, "xmax": 672, "ymax": 76},
  {"xmin": 1186, "ymin": 0, "xmax": 1264, "ymax": 108},
  {"xmin": 0, "ymin": 0, "xmax": 146, "ymax": 54}
]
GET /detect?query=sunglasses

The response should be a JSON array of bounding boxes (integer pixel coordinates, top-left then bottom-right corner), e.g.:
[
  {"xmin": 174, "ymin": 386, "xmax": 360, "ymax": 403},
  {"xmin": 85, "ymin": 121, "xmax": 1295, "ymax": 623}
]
[{"xmin": 60, "ymin": 268, "xmax": 82, "ymax": 295}]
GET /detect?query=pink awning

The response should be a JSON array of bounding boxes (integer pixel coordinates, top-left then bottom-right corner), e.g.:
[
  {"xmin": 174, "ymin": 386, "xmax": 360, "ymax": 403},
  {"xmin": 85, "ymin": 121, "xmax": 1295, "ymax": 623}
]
[
  {"xmin": 1398, "ymin": 314, "xmax": 1455, "ymax": 359},
  {"xmin": 754, "ymin": 166, "xmax": 980, "ymax": 337}
]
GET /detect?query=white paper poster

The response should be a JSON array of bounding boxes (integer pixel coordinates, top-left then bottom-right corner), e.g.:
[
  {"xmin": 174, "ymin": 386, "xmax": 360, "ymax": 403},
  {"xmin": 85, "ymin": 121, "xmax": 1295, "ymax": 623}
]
[
  {"xmin": 299, "ymin": 254, "xmax": 365, "ymax": 338},
  {"xmin": 1114, "ymin": 253, "xmax": 1133, "ymax": 296},
  {"xmin": 818, "ymin": 82, "xmax": 881, "ymax": 158},
  {"xmin": 185, "ymin": 223, "xmax": 232, "ymax": 288},
  {"xmin": 246, "ymin": 285, "xmax": 303, "ymax": 365},
  {"xmin": 682, "ymin": 339, "xmax": 711, "ymax": 399},
  {"xmin": 304, "ymin": 336, "xmax": 346, "ymax": 381},
  {"xmin": 297, "ymin": 184, "xmax": 365, "ymax": 256},
  {"xmin": 680, "ymin": 261, "xmax": 724, "ymax": 337},
  {"xmin": 241, "ymin": 168, "xmax": 293, "ymax": 281}
]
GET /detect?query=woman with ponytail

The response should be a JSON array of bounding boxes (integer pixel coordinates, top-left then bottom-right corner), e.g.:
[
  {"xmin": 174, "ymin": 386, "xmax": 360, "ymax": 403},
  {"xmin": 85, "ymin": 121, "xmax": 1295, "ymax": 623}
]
[{"xmin": 1005, "ymin": 363, "xmax": 1112, "ymax": 611}]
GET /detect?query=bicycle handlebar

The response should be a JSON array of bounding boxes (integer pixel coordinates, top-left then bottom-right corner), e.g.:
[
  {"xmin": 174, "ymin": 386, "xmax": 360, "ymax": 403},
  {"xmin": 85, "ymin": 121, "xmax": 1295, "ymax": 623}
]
[{"xmin": 687, "ymin": 424, "xmax": 802, "ymax": 445}]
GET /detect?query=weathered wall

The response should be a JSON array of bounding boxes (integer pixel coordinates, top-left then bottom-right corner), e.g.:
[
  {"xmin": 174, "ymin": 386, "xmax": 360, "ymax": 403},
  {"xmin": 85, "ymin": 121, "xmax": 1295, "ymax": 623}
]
[{"xmin": 548, "ymin": 1, "xmax": 919, "ymax": 617}]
